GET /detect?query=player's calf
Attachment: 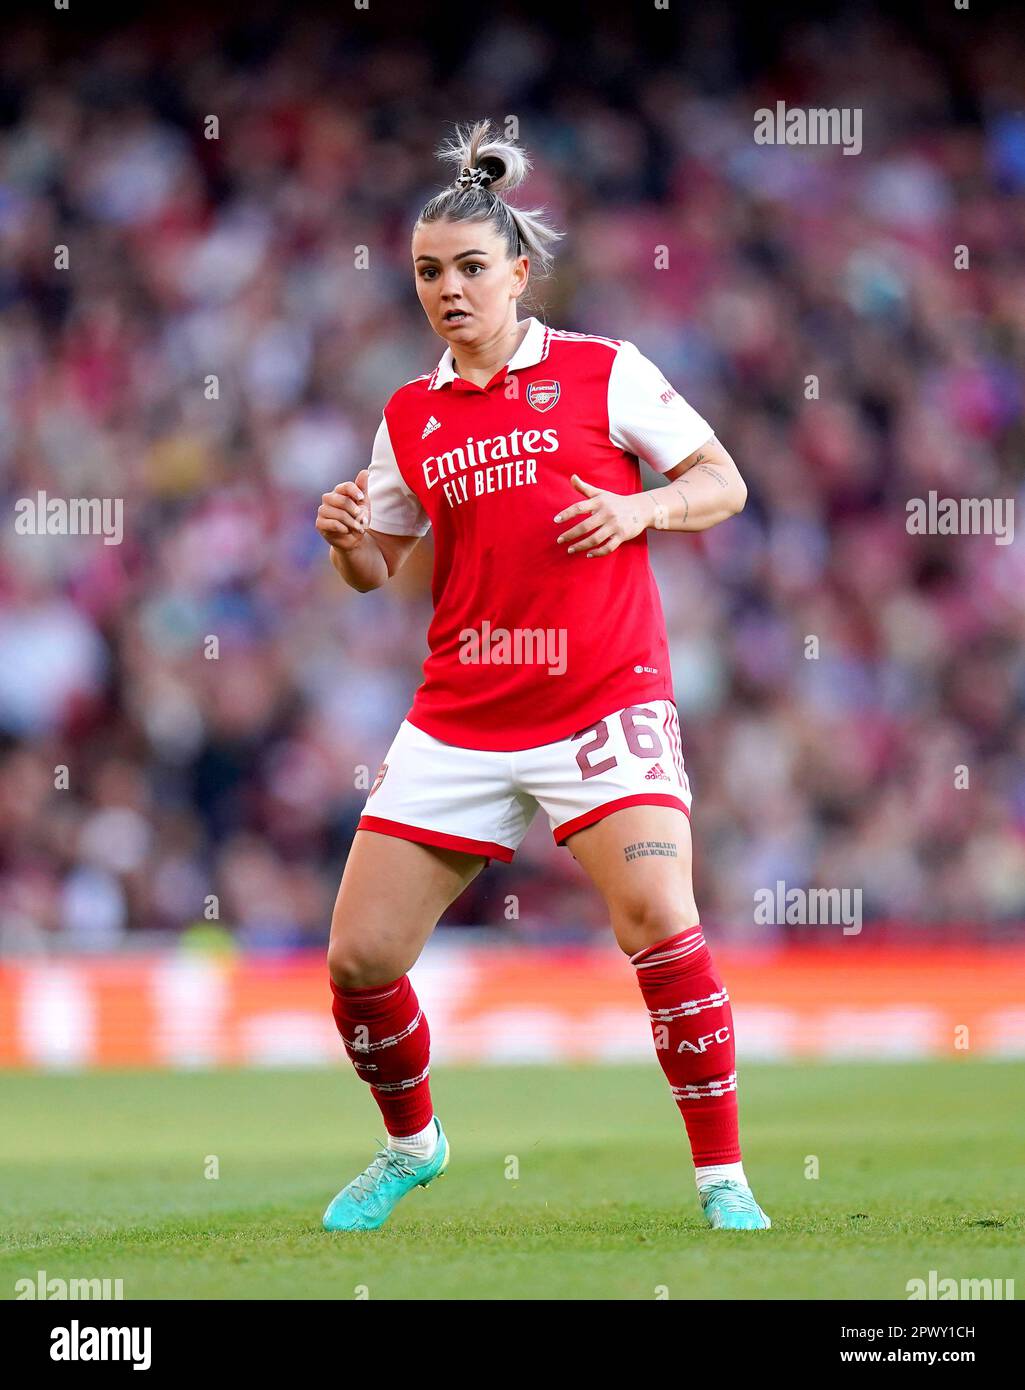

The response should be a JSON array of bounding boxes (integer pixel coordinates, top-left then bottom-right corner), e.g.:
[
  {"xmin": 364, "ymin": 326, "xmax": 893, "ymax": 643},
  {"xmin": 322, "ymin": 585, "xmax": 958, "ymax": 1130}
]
[{"xmin": 631, "ymin": 926, "xmax": 771, "ymax": 1230}]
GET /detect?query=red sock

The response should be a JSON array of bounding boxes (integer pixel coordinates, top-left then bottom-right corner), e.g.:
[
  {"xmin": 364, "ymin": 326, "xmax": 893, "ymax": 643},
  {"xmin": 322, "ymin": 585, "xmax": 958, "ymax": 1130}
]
[
  {"xmin": 631, "ymin": 928, "xmax": 741, "ymax": 1165},
  {"xmin": 329, "ymin": 975, "xmax": 433, "ymax": 1137}
]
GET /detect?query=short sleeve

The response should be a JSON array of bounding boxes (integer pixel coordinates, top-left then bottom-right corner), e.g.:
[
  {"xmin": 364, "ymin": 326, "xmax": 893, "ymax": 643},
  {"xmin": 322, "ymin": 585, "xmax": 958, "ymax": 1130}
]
[
  {"xmin": 607, "ymin": 342, "xmax": 714, "ymax": 474},
  {"xmin": 366, "ymin": 416, "xmax": 431, "ymax": 537}
]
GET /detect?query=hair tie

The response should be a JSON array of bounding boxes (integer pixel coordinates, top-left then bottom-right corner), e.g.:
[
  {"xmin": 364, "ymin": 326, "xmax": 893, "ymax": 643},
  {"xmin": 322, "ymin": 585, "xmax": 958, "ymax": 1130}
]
[{"xmin": 455, "ymin": 165, "xmax": 495, "ymax": 191}]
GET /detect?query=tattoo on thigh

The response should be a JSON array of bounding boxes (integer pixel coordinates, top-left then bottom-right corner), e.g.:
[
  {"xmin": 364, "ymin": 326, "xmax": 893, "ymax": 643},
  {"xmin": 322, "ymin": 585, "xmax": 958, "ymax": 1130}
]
[{"xmin": 624, "ymin": 840, "xmax": 679, "ymax": 862}]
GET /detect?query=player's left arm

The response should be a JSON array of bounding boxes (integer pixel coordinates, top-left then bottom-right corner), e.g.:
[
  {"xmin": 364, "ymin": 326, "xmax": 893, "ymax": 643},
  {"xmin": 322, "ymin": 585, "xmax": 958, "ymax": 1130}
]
[
  {"xmin": 653, "ymin": 434, "xmax": 748, "ymax": 530},
  {"xmin": 556, "ymin": 341, "xmax": 748, "ymax": 557},
  {"xmin": 554, "ymin": 437, "xmax": 747, "ymax": 557}
]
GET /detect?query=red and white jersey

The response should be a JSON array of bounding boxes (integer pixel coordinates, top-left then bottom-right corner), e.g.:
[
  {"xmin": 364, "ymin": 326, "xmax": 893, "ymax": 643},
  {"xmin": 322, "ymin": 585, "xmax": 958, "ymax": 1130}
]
[{"xmin": 367, "ymin": 316, "xmax": 713, "ymax": 751}]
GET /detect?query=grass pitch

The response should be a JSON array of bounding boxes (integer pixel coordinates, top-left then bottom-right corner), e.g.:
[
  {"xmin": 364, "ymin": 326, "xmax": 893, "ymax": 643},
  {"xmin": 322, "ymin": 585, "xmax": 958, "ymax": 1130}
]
[{"xmin": 1, "ymin": 1061, "xmax": 1022, "ymax": 1300}]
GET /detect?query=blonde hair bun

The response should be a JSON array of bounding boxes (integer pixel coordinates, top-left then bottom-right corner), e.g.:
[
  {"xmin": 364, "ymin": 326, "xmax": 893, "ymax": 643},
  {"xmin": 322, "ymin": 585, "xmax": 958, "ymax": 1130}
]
[{"xmin": 436, "ymin": 119, "xmax": 531, "ymax": 195}]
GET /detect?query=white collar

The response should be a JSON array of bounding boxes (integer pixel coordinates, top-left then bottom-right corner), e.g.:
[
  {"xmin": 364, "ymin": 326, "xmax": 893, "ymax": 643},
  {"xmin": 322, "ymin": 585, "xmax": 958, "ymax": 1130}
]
[{"xmin": 429, "ymin": 316, "xmax": 550, "ymax": 389}]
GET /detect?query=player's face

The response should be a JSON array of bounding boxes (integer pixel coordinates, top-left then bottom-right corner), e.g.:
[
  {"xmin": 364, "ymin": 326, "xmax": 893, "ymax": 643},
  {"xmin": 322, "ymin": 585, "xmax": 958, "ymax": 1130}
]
[{"xmin": 412, "ymin": 219, "xmax": 528, "ymax": 345}]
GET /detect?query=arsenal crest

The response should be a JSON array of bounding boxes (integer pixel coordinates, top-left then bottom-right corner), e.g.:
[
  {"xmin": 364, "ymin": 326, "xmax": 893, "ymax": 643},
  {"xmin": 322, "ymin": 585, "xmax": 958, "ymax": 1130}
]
[
  {"xmin": 368, "ymin": 762, "xmax": 389, "ymax": 797},
  {"xmin": 526, "ymin": 379, "xmax": 560, "ymax": 412}
]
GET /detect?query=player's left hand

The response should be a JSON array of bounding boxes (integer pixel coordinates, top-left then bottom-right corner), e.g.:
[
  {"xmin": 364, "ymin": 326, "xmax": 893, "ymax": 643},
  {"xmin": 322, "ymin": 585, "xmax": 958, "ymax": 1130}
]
[{"xmin": 553, "ymin": 475, "xmax": 653, "ymax": 557}]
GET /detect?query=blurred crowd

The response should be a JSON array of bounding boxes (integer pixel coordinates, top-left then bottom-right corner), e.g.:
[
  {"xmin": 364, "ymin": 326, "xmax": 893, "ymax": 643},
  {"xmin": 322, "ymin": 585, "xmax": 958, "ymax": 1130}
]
[{"xmin": 1, "ymin": 2, "xmax": 1023, "ymax": 953}]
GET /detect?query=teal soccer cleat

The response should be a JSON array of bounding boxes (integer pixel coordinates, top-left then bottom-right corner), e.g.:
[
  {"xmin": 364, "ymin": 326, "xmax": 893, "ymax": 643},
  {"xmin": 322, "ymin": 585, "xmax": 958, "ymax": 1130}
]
[
  {"xmin": 322, "ymin": 1118, "xmax": 450, "ymax": 1232},
  {"xmin": 699, "ymin": 1179, "xmax": 772, "ymax": 1230}
]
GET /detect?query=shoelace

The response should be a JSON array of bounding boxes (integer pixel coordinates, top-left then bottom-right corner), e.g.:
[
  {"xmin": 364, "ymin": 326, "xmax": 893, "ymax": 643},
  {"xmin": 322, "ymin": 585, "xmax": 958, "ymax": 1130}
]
[
  {"xmin": 701, "ymin": 1179, "xmax": 755, "ymax": 1213},
  {"xmin": 349, "ymin": 1144, "xmax": 417, "ymax": 1201}
]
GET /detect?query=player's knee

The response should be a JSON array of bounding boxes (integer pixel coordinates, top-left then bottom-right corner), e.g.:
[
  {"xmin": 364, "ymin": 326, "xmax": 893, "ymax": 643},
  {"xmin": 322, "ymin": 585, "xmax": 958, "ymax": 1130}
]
[
  {"xmin": 613, "ymin": 897, "xmax": 700, "ymax": 957},
  {"xmin": 326, "ymin": 940, "xmax": 390, "ymax": 991}
]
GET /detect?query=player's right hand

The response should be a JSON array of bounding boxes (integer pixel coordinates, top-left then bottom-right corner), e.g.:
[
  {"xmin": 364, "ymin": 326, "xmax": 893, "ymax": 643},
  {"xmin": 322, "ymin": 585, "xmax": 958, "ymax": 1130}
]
[{"xmin": 317, "ymin": 470, "xmax": 370, "ymax": 551}]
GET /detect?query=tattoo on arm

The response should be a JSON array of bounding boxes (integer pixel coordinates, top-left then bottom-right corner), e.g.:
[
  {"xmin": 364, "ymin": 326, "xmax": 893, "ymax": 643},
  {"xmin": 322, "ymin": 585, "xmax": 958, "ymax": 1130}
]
[
  {"xmin": 680, "ymin": 437, "xmax": 719, "ymax": 472},
  {"xmin": 666, "ymin": 481, "xmax": 690, "ymax": 524},
  {"xmin": 624, "ymin": 840, "xmax": 679, "ymax": 862},
  {"xmin": 660, "ymin": 441, "xmax": 729, "ymax": 527},
  {"xmin": 693, "ymin": 464, "xmax": 729, "ymax": 488}
]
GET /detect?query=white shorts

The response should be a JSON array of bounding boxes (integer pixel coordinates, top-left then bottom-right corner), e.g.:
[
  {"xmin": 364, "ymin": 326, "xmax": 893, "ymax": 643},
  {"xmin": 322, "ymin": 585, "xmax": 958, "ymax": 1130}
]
[{"xmin": 357, "ymin": 700, "xmax": 692, "ymax": 862}]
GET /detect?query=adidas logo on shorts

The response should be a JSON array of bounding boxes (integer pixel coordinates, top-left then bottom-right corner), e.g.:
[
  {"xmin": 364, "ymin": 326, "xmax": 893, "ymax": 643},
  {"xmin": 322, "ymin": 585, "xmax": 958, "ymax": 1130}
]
[
  {"xmin": 644, "ymin": 763, "xmax": 670, "ymax": 781},
  {"xmin": 422, "ymin": 415, "xmax": 441, "ymax": 439}
]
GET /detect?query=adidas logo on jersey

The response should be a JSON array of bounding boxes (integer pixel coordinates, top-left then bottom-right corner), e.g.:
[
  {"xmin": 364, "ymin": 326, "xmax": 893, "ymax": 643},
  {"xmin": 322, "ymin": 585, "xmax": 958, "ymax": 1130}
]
[
  {"xmin": 422, "ymin": 416, "xmax": 441, "ymax": 439},
  {"xmin": 644, "ymin": 763, "xmax": 670, "ymax": 781}
]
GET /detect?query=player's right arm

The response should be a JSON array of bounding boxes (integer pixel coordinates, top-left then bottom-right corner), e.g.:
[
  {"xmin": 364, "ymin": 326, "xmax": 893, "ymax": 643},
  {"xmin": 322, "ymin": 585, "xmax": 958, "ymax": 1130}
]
[
  {"xmin": 317, "ymin": 413, "xmax": 430, "ymax": 592},
  {"xmin": 317, "ymin": 472, "xmax": 421, "ymax": 592}
]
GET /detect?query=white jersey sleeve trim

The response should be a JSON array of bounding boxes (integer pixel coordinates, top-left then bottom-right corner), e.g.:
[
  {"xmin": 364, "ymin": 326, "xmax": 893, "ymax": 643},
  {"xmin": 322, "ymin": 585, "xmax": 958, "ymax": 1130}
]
[
  {"xmin": 607, "ymin": 341, "xmax": 714, "ymax": 473},
  {"xmin": 366, "ymin": 415, "xmax": 431, "ymax": 537}
]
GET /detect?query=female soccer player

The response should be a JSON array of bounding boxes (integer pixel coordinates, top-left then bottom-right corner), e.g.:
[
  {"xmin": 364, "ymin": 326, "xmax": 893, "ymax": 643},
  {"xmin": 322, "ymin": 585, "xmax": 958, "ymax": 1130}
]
[{"xmin": 315, "ymin": 121, "xmax": 770, "ymax": 1232}]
